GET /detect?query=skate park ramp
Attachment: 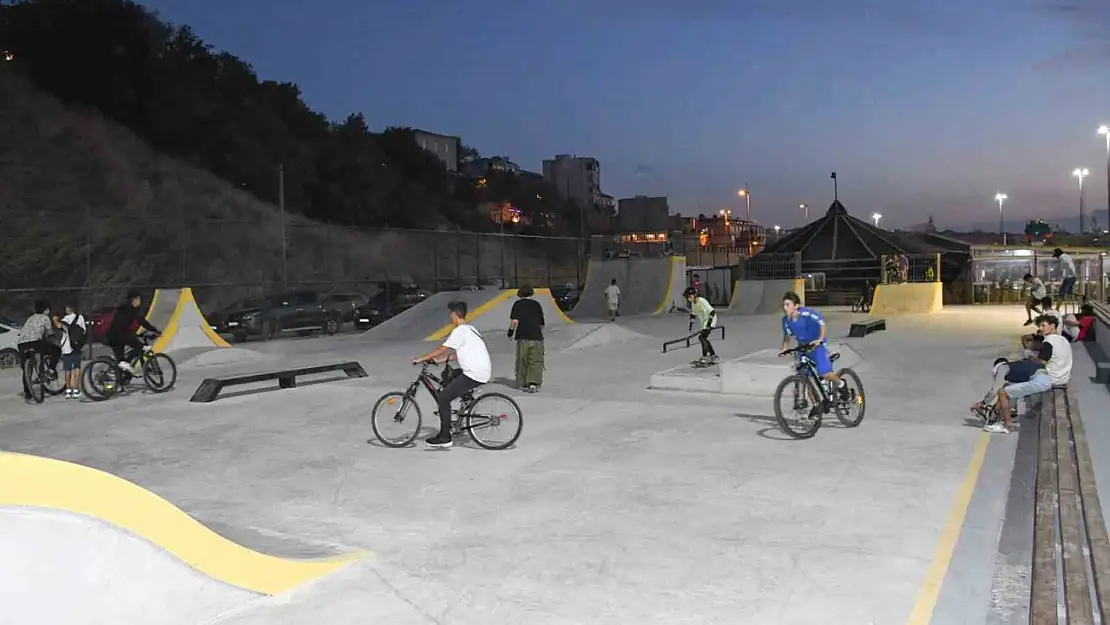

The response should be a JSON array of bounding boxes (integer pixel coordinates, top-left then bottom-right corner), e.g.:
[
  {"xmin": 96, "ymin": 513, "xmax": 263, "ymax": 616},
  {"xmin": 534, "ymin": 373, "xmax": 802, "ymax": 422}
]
[
  {"xmin": 571, "ymin": 256, "xmax": 687, "ymax": 319},
  {"xmin": 558, "ymin": 322, "xmax": 653, "ymax": 352},
  {"xmin": 869, "ymin": 282, "xmax": 943, "ymax": 316},
  {"xmin": 728, "ymin": 278, "xmax": 806, "ymax": 314},
  {"xmin": 0, "ymin": 452, "xmax": 365, "ymax": 624},
  {"xmin": 649, "ymin": 343, "xmax": 862, "ymax": 395},
  {"xmin": 425, "ymin": 288, "xmax": 573, "ymax": 341},
  {"xmin": 148, "ymin": 288, "xmax": 232, "ymax": 357}
]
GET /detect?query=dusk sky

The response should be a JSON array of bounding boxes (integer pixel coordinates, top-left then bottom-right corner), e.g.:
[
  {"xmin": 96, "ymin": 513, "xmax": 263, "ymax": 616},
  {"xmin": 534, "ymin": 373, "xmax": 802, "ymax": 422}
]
[{"xmin": 139, "ymin": 0, "xmax": 1110, "ymax": 231}]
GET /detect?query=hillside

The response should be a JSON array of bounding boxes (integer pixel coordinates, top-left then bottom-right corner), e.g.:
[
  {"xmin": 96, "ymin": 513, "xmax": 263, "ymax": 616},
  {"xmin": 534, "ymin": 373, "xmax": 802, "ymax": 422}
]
[{"xmin": 0, "ymin": 68, "xmax": 580, "ymax": 313}]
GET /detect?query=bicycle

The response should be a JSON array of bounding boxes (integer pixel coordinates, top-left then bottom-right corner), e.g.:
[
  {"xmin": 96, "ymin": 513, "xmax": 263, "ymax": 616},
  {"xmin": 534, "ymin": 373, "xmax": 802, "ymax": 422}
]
[
  {"xmin": 21, "ymin": 349, "xmax": 66, "ymax": 404},
  {"xmin": 851, "ymin": 294, "xmax": 871, "ymax": 313},
  {"xmin": 772, "ymin": 345, "xmax": 866, "ymax": 439},
  {"xmin": 370, "ymin": 361, "xmax": 523, "ymax": 450},
  {"xmin": 81, "ymin": 332, "xmax": 177, "ymax": 401}
]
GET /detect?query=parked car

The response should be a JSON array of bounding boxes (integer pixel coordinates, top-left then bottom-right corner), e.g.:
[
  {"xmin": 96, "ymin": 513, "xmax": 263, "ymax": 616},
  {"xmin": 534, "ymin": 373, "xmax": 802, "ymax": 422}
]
[
  {"xmin": 323, "ymin": 292, "xmax": 370, "ymax": 325},
  {"xmin": 87, "ymin": 306, "xmax": 140, "ymax": 344},
  {"xmin": 0, "ymin": 319, "xmax": 20, "ymax": 369},
  {"xmin": 550, "ymin": 283, "xmax": 580, "ymax": 312},
  {"xmin": 224, "ymin": 291, "xmax": 340, "ymax": 342},
  {"xmin": 353, "ymin": 287, "xmax": 430, "ymax": 330}
]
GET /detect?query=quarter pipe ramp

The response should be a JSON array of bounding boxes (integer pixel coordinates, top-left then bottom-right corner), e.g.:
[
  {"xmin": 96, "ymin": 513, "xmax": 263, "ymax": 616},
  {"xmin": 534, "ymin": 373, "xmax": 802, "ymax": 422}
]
[
  {"xmin": 572, "ymin": 256, "xmax": 687, "ymax": 319},
  {"xmin": 147, "ymin": 288, "xmax": 231, "ymax": 354},
  {"xmin": 727, "ymin": 279, "xmax": 806, "ymax": 314},
  {"xmin": 869, "ymin": 282, "xmax": 943, "ymax": 315}
]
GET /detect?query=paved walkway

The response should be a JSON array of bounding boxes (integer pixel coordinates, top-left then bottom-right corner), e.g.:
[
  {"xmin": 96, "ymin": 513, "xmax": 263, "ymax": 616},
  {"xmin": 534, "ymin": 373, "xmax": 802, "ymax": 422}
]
[{"xmin": 0, "ymin": 306, "xmax": 1054, "ymax": 624}]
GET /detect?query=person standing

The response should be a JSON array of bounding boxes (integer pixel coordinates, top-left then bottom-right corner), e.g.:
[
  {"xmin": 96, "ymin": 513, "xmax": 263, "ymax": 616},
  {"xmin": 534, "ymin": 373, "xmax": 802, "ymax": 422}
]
[
  {"xmin": 57, "ymin": 304, "xmax": 88, "ymax": 399},
  {"xmin": 1053, "ymin": 248, "xmax": 1077, "ymax": 304},
  {"xmin": 685, "ymin": 287, "xmax": 718, "ymax": 365},
  {"xmin": 604, "ymin": 278, "xmax": 621, "ymax": 321},
  {"xmin": 17, "ymin": 300, "xmax": 61, "ymax": 402},
  {"xmin": 508, "ymin": 286, "xmax": 545, "ymax": 393}
]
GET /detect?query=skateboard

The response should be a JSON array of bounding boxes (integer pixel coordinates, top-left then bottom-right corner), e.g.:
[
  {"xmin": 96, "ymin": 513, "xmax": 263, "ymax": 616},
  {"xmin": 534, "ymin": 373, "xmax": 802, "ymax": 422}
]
[{"xmin": 691, "ymin": 358, "xmax": 718, "ymax": 369}]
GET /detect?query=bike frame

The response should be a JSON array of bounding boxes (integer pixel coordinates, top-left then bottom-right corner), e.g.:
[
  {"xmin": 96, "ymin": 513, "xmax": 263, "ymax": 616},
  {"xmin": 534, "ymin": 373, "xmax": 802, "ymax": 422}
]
[{"xmin": 793, "ymin": 353, "xmax": 833, "ymax": 408}]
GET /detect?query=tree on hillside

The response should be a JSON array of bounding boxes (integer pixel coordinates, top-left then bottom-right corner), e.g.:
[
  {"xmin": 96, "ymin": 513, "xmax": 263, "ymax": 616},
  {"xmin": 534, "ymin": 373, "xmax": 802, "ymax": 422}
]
[{"xmin": 0, "ymin": 0, "xmax": 582, "ymax": 235}]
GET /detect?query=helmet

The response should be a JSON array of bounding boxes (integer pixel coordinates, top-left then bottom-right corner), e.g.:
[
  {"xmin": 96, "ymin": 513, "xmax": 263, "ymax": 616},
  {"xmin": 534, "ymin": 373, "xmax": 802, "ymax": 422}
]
[{"xmin": 683, "ymin": 287, "xmax": 698, "ymax": 297}]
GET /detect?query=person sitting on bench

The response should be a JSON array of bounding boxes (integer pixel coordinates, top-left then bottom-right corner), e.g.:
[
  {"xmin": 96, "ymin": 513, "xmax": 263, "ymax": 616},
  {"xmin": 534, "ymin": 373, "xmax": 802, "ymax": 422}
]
[
  {"xmin": 986, "ymin": 314, "xmax": 1072, "ymax": 434},
  {"xmin": 971, "ymin": 357, "xmax": 1043, "ymax": 425}
]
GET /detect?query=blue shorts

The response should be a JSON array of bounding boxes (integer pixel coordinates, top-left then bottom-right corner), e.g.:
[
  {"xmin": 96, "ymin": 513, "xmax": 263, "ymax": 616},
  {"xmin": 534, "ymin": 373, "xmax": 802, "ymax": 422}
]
[
  {"xmin": 1059, "ymin": 277, "xmax": 1076, "ymax": 297},
  {"xmin": 808, "ymin": 344, "xmax": 834, "ymax": 377},
  {"xmin": 61, "ymin": 352, "xmax": 82, "ymax": 372},
  {"xmin": 1004, "ymin": 372, "xmax": 1052, "ymax": 399}
]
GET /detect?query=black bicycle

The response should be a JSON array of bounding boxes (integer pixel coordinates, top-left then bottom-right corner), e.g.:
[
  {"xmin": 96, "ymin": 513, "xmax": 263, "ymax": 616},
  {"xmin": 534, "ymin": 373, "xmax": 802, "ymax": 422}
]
[
  {"xmin": 773, "ymin": 344, "xmax": 866, "ymax": 439},
  {"xmin": 370, "ymin": 361, "xmax": 523, "ymax": 450},
  {"xmin": 22, "ymin": 350, "xmax": 66, "ymax": 404},
  {"xmin": 851, "ymin": 293, "xmax": 872, "ymax": 313},
  {"xmin": 81, "ymin": 332, "xmax": 177, "ymax": 401}
]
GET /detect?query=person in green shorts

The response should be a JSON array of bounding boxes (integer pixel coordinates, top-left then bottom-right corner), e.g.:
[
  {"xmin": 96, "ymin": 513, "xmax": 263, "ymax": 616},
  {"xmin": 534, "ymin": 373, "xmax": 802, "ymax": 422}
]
[{"xmin": 508, "ymin": 286, "xmax": 545, "ymax": 393}]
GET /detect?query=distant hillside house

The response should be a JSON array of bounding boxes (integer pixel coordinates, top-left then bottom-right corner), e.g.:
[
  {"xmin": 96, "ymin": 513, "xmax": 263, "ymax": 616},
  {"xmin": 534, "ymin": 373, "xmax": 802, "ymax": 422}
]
[
  {"xmin": 463, "ymin": 156, "xmax": 519, "ymax": 178},
  {"xmin": 414, "ymin": 129, "xmax": 460, "ymax": 172}
]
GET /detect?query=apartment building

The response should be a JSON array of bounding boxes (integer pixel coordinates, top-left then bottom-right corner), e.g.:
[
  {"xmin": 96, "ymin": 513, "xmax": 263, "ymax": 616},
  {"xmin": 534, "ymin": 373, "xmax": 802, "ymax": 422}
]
[
  {"xmin": 542, "ymin": 154, "xmax": 603, "ymax": 207},
  {"xmin": 413, "ymin": 129, "xmax": 460, "ymax": 172},
  {"xmin": 616, "ymin": 196, "xmax": 670, "ymax": 233}
]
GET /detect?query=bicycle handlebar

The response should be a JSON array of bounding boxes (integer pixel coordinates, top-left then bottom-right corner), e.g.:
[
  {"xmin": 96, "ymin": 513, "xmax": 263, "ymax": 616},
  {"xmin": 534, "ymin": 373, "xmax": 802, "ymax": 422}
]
[{"xmin": 779, "ymin": 344, "xmax": 820, "ymax": 356}]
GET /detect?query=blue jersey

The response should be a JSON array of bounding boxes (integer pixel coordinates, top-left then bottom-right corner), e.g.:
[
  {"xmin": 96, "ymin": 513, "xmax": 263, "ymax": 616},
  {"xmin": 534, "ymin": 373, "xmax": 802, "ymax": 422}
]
[{"xmin": 782, "ymin": 307, "xmax": 826, "ymax": 344}]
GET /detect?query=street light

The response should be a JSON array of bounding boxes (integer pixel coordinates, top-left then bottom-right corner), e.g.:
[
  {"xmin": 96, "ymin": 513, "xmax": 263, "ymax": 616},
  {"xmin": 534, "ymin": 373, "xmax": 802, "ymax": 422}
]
[
  {"xmin": 737, "ymin": 187, "xmax": 751, "ymax": 222},
  {"xmin": 1073, "ymin": 168, "xmax": 1089, "ymax": 235},
  {"xmin": 773, "ymin": 225, "xmax": 781, "ymax": 240},
  {"xmin": 995, "ymin": 192, "xmax": 1007, "ymax": 245},
  {"xmin": 719, "ymin": 209, "xmax": 731, "ymax": 226},
  {"xmin": 1099, "ymin": 126, "xmax": 1110, "ymax": 232},
  {"xmin": 871, "ymin": 213, "xmax": 882, "ymax": 228},
  {"xmin": 800, "ymin": 203, "xmax": 809, "ymax": 223}
]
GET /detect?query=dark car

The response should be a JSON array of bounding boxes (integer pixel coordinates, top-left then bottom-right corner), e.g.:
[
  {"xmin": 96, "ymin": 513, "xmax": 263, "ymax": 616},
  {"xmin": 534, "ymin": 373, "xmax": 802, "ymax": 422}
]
[
  {"xmin": 87, "ymin": 306, "xmax": 141, "ymax": 344},
  {"xmin": 550, "ymin": 283, "xmax": 580, "ymax": 312},
  {"xmin": 353, "ymin": 287, "xmax": 430, "ymax": 330},
  {"xmin": 224, "ymin": 291, "xmax": 340, "ymax": 342},
  {"xmin": 322, "ymin": 292, "xmax": 370, "ymax": 325}
]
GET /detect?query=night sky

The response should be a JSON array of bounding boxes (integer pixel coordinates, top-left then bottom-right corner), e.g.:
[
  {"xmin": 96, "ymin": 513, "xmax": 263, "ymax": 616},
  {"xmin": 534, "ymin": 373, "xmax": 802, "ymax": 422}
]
[{"xmin": 138, "ymin": 0, "xmax": 1110, "ymax": 231}]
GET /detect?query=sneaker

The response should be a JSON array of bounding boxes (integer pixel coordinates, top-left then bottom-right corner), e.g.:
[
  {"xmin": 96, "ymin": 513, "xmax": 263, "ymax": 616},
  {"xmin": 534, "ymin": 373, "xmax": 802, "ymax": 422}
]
[
  {"xmin": 707, "ymin": 354, "xmax": 720, "ymax": 362},
  {"xmin": 527, "ymin": 384, "xmax": 539, "ymax": 393},
  {"xmin": 983, "ymin": 423, "xmax": 1010, "ymax": 434},
  {"xmin": 1023, "ymin": 319, "xmax": 1034, "ymax": 326},
  {"xmin": 425, "ymin": 433, "xmax": 453, "ymax": 448}
]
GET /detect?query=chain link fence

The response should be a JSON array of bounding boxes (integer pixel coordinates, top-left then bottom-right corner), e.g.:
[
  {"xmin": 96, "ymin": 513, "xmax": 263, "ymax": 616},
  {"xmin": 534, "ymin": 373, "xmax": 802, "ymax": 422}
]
[{"xmin": 0, "ymin": 208, "xmax": 586, "ymax": 316}]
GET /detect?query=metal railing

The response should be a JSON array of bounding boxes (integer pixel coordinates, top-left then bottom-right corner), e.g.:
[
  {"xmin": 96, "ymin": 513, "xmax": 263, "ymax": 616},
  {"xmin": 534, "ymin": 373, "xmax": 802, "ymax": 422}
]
[
  {"xmin": 733, "ymin": 253, "xmax": 802, "ymax": 280},
  {"xmin": 879, "ymin": 253, "xmax": 941, "ymax": 284}
]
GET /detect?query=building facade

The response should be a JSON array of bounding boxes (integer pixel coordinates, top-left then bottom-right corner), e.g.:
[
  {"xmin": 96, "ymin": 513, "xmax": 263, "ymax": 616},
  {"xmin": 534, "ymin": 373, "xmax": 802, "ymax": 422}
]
[
  {"xmin": 616, "ymin": 196, "xmax": 670, "ymax": 233},
  {"xmin": 413, "ymin": 129, "xmax": 460, "ymax": 172},
  {"xmin": 542, "ymin": 154, "xmax": 603, "ymax": 207},
  {"xmin": 462, "ymin": 156, "xmax": 519, "ymax": 178}
]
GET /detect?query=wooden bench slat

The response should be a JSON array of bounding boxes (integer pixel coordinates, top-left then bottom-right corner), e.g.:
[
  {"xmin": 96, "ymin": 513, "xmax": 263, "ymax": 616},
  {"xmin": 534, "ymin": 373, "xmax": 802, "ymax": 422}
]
[
  {"xmin": 1031, "ymin": 392, "xmax": 1059, "ymax": 623},
  {"xmin": 1056, "ymin": 389, "xmax": 1095, "ymax": 624},
  {"xmin": 1065, "ymin": 388, "xmax": 1110, "ymax": 621}
]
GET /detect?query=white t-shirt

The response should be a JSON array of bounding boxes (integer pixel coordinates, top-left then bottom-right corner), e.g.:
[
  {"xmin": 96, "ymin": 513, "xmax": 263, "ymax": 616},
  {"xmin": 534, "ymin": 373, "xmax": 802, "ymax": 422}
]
[
  {"xmin": 1042, "ymin": 333, "xmax": 1072, "ymax": 386},
  {"xmin": 604, "ymin": 284, "xmax": 620, "ymax": 304},
  {"xmin": 1030, "ymin": 278, "xmax": 1047, "ymax": 300},
  {"xmin": 60, "ymin": 313, "xmax": 86, "ymax": 355},
  {"xmin": 1059, "ymin": 253, "xmax": 1076, "ymax": 278},
  {"xmin": 443, "ymin": 324, "xmax": 491, "ymax": 383}
]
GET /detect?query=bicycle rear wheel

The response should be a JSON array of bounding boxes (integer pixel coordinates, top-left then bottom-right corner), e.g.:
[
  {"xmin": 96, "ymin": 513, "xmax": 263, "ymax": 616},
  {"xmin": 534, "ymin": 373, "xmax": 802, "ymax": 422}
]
[
  {"xmin": 143, "ymin": 353, "xmax": 178, "ymax": 392},
  {"xmin": 42, "ymin": 356, "xmax": 65, "ymax": 396},
  {"xmin": 81, "ymin": 357, "xmax": 121, "ymax": 401},
  {"xmin": 834, "ymin": 368, "xmax": 866, "ymax": 427},
  {"xmin": 371, "ymin": 392, "xmax": 422, "ymax": 447},
  {"xmin": 23, "ymin": 356, "xmax": 44, "ymax": 404},
  {"xmin": 773, "ymin": 375, "xmax": 822, "ymax": 439},
  {"xmin": 465, "ymin": 392, "xmax": 523, "ymax": 450}
]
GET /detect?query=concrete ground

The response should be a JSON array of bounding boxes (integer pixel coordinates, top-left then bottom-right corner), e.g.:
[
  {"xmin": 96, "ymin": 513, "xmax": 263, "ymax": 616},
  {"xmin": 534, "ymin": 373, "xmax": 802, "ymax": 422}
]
[{"xmin": 0, "ymin": 306, "xmax": 1072, "ymax": 624}]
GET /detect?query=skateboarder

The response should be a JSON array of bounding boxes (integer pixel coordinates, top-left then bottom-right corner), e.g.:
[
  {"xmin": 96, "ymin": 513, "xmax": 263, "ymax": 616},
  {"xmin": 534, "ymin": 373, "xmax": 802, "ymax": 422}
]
[
  {"xmin": 686, "ymin": 287, "xmax": 718, "ymax": 367},
  {"xmin": 604, "ymin": 278, "xmax": 621, "ymax": 321}
]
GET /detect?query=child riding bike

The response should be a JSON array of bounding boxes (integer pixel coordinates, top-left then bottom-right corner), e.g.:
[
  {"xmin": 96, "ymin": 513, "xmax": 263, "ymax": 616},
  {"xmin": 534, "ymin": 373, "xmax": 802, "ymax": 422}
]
[
  {"xmin": 779, "ymin": 291, "xmax": 848, "ymax": 400},
  {"xmin": 106, "ymin": 290, "xmax": 161, "ymax": 375}
]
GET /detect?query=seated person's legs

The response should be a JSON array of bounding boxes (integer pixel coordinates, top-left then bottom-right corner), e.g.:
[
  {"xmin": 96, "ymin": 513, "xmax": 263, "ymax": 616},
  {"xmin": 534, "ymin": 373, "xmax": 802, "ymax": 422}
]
[
  {"xmin": 435, "ymin": 372, "xmax": 483, "ymax": 437},
  {"xmin": 996, "ymin": 372, "xmax": 1052, "ymax": 428}
]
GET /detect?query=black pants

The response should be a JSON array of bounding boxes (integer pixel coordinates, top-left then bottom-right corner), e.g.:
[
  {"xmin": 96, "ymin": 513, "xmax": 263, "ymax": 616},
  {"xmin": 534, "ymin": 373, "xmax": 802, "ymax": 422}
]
[
  {"xmin": 437, "ymin": 372, "xmax": 483, "ymax": 436},
  {"xmin": 108, "ymin": 334, "xmax": 143, "ymax": 363},
  {"xmin": 17, "ymin": 340, "xmax": 61, "ymax": 399},
  {"xmin": 698, "ymin": 328, "xmax": 716, "ymax": 357}
]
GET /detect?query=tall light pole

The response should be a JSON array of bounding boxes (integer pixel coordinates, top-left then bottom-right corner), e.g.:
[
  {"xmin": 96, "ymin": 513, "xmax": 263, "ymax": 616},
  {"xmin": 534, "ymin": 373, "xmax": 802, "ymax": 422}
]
[
  {"xmin": 1099, "ymin": 126, "xmax": 1110, "ymax": 231},
  {"xmin": 871, "ymin": 213, "xmax": 882, "ymax": 228},
  {"xmin": 774, "ymin": 224, "xmax": 781, "ymax": 240},
  {"xmin": 995, "ymin": 192, "xmax": 1007, "ymax": 245},
  {"xmin": 1073, "ymin": 168, "xmax": 1089, "ymax": 235},
  {"xmin": 800, "ymin": 203, "xmax": 809, "ymax": 223},
  {"xmin": 737, "ymin": 187, "xmax": 751, "ymax": 223}
]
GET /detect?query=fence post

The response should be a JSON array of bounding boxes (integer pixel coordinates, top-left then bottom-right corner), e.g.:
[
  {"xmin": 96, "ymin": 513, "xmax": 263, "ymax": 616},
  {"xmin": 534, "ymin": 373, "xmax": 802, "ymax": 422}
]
[
  {"xmin": 935, "ymin": 253, "xmax": 941, "ymax": 282},
  {"xmin": 475, "ymin": 233, "xmax": 481, "ymax": 288},
  {"xmin": 880, "ymin": 255, "xmax": 888, "ymax": 284},
  {"xmin": 433, "ymin": 234, "xmax": 440, "ymax": 292},
  {"xmin": 84, "ymin": 206, "xmax": 92, "ymax": 287},
  {"xmin": 793, "ymin": 252, "xmax": 802, "ymax": 278},
  {"xmin": 455, "ymin": 232, "xmax": 462, "ymax": 290}
]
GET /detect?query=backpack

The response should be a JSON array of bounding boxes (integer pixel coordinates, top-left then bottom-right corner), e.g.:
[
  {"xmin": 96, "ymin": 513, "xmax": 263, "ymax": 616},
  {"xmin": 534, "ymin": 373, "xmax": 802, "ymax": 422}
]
[{"xmin": 65, "ymin": 315, "xmax": 88, "ymax": 350}]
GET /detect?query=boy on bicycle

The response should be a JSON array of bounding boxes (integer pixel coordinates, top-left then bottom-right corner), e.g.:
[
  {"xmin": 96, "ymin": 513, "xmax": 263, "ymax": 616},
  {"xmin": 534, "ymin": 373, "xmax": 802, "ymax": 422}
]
[
  {"xmin": 106, "ymin": 290, "xmax": 160, "ymax": 376},
  {"xmin": 778, "ymin": 291, "xmax": 848, "ymax": 399},
  {"xmin": 17, "ymin": 300, "xmax": 61, "ymax": 401},
  {"xmin": 412, "ymin": 300, "xmax": 492, "ymax": 449}
]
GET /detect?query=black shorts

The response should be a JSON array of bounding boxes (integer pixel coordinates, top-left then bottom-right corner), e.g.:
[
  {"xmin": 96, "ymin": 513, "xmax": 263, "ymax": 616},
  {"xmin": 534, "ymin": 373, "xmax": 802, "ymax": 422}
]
[
  {"xmin": 1029, "ymin": 296, "xmax": 1052, "ymax": 309},
  {"xmin": 61, "ymin": 352, "xmax": 82, "ymax": 372},
  {"xmin": 1059, "ymin": 277, "xmax": 1077, "ymax": 297}
]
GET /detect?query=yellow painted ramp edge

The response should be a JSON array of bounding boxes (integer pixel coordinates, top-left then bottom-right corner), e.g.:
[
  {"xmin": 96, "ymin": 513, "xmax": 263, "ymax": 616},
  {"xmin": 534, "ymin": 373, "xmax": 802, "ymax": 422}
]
[
  {"xmin": 424, "ymin": 288, "xmax": 575, "ymax": 341},
  {"xmin": 141, "ymin": 289, "xmax": 162, "ymax": 335},
  {"xmin": 152, "ymin": 287, "xmax": 231, "ymax": 352},
  {"xmin": 869, "ymin": 282, "xmax": 942, "ymax": 317},
  {"xmin": 791, "ymin": 277, "xmax": 806, "ymax": 306},
  {"xmin": 654, "ymin": 256, "xmax": 684, "ymax": 315},
  {"xmin": 0, "ymin": 452, "xmax": 366, "ymax": 595}
]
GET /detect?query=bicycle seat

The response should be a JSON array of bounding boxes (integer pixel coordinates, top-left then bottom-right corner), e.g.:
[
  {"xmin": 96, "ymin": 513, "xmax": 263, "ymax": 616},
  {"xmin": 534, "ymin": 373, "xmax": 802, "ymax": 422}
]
[{"xmin": 830, "ymin": 353, "xmax": 840, "ymax": 362}]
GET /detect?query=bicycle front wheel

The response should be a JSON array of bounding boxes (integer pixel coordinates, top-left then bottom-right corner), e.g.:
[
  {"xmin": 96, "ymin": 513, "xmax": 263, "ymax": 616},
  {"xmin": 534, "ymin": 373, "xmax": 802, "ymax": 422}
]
[
  {"xmin": 834, "ymin": 368, "xmax": 866, "ymax": 427},
  {"xmin": 43, "ymin": 356, "xmax": 65, "ymax": 396},
  {"xmin": 773, "ymin": 375, "xmax": 822, "ymax": 439},
  {"xmin": 371, "ymin": 392, "xmax": 422, "ymax": 447},
  {"xmin": 466, "ymin": 392, "xmax": 523, "ymax": 450},
  {"xmin": 81, "ymin": 357, "xmax": 121, "ymax": 401},
  {"xmin": 143, "ymin": 353, "xmax": 178, "ymax": 392},
  {"xmin": 23, "ymin": 356, "xmax": 44, "ymax": 404}
]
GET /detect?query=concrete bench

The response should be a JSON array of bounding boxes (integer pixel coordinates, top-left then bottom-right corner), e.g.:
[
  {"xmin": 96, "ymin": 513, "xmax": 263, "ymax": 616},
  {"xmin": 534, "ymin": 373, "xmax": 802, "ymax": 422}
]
[
  {"xmin": 848, "ymin": 318, "xmax": 886, "ymax": 338},
  {"xmin": 1029, "ymin": 384, "xmax": 1110, "ymax": 621},
  {"xmin": 188, "ymin": 361, "xmax": 368, "ymax": 403}
]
